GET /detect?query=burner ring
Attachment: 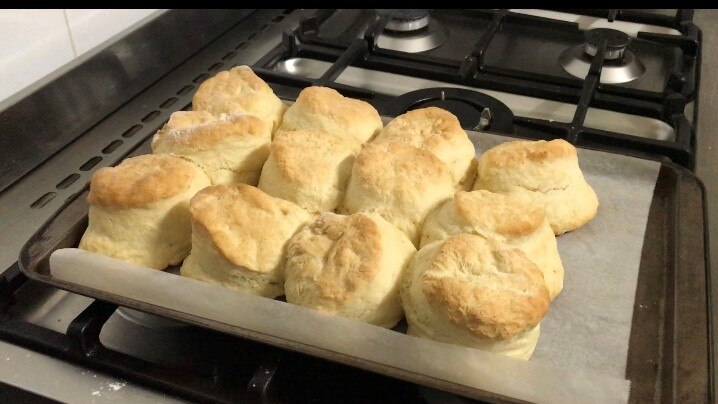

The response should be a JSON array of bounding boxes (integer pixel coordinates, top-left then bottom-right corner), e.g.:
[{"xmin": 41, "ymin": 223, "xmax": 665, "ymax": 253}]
[
  {"xmin": 385, "ymin": 88, "xmax": 515, "ymax": 135},
  {"xmin": 583, "ymin": 28, "xmax": 631, "ymax": 60},
  {"xmin": 375, "ymin": 9, "xmax": 431, "ymax": 32}
]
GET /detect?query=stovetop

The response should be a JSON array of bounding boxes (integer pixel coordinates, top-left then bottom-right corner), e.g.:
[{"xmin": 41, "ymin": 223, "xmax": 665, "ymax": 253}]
[{"xmin": 0, "ymin": 8, "xmax": 705, "ymax": 403}]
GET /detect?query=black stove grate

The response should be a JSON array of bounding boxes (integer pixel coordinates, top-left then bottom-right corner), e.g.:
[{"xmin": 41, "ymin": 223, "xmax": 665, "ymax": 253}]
[{"xmin": 252, "ymin": 8, "xmax": 700, "ymax": 168}]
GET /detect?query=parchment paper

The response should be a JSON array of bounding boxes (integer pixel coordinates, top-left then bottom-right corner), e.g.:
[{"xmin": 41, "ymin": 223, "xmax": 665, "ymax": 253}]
[
  {"xmin": 49, "ymin": 131, "xmax": 661, "ymax": 403},
  {"xmin": 467, "ymin": 133, "xmax": 660, "ymax": 379}
]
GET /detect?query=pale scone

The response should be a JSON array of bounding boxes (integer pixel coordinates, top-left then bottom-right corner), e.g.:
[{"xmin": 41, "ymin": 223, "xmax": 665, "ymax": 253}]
[
  {"xmin": 79, "ymin": 154, "xmax": 211, "ymax": 269},
  {"xmin": 180, "ymin": 184, "xmax": 312, "ymax": 298},
  {"xmin": 151, "ymin": 114, "xmax": 272, "ymax": 186},
  {"xmin": 192, "ymin": 65, "xmax": 286, "ymax": 131},
  {"xmin": 276, "ymin": 86, "xmax": 383, "ymax": 143},
  {"xmin": 374, "ymin": 107, "xmax": 477, "ymax": 190},
  {"xmin": 285, "ymin": 212, "xmax": 416, "ymax": 328},
  {"xmin": 339, "ymin": 141, "xmax": 454, "ymax": 246},
  {"xmin": 258, "ymin": 130, "xmax": 361, "ymax": 213},
  {"xmin": 474, "ymin": 139, "xmax": 599, "ymax": 235},
  {"xmin": 421, "ymin": 190, "xmax": 563, "ymax": 299},
  {"xmin": 402, "ymin": 235, "xmax": 550, "ymax": 360},
  {"xmin": 156, "ymin": 110, "xmax": 218, "ymax": 134}
]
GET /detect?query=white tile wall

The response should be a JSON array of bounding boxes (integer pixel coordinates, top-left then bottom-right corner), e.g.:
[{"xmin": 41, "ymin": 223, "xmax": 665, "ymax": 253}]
[
  {"xmin": 0, "ymin": 9, "xmax": 74, "ymax": 102},
  {"xmin": 65, "ymin": 9, "xmax": 158, "ymax": 55},
  {"xmin": 0, "ymin": 9, "xmax": 159, "ymax": 103}
]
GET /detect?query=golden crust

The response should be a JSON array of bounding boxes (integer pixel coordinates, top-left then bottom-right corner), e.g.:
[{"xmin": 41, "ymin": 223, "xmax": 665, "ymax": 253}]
[
  {"xmin": 375, "ymin": 107, "xmax": 476, "ymax": 189},
  {"xmin": 480, "ymin": 139, "xmax": 577, "ymax": 168},
  {"xmin": 351, "ymin": 141, "xmax": 451, "ymax": 188},
  {"xmin": 453, "ymin": 191, "xmax": 545, "ymax": 238},
  {"xmin": 192, "ymin": 66, "xmax": 285, "ymax": 129},
  {"xmin": 87, "ymin": 154, "xmax": 205, "ymax": 208},
  {"xmin": 188, "ymin": 184, "xmax": 311, "ymax": 273},
  {"xmin": 151, "ymin": 114, "xmax": 270, "ymax": 153},
  {"xmin": 269, "ymin": 130, "xmax": 359, "ymax": 186},
  {"xmin": 287, "ymin": 213, "xmax": 383, "ymax": 303},
  {"xmin": 420, "ymin": 235, "xmax": 549, "ymax": 340},
  {"xmin": 377, "ymin": 107, "xmax": 466, "ymax": 151},
  {"xmin": 277, "ymin": 86, "xmax": 383, "ymax": 143}
]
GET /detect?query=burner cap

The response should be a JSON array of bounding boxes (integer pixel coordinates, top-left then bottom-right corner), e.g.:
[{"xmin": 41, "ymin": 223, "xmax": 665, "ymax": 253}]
[
  {"xmin": 375, "ymin": 9, "xmax": 431, "ymax": 32},
  {"xmin": 583, "ymin": 28, "xmax": 630, "ymax": 60},
  {"xmin": 385, "ymin": 88, "xmax": 515, "ymax": 134}
]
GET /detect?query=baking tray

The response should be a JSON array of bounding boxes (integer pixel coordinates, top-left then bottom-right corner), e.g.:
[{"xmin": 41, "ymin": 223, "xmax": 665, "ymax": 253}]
[{"xmin": 18, "ymin": 139, "xmax": 711, "ymax": 403}]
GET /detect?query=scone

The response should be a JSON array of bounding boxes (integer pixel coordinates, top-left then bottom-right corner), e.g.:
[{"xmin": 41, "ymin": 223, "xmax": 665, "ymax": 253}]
[
  {"xmin": 339, "ymin": 141, "xmax": 454, "ymax": 246},
  {"xmin": 79, "ymin": 154, "xmax": 211, "ymax": 269},
  {"xmin": 192, "ymin": 65, "xmax": 286, "ymax": 131},
  {"xmin": 375, "ymin": 107, "xmax": 477, "ymax": 190},
  {"xmin": 157, "ymin": 110, "xmax": 218, "ymax": 134},
  {"xmin": 402, "ymin": 235, "xmax": 550, "ymax": 360},
  {"xmin": 258, "ymin": 130, "xmax": 361, "ymax": 213},
  {"xmin": 151, "ymin": 114, "xmax": 272, "ymax": 186},
  {"xmin": 421, "ymin": 190, "xmax": 564, "ymax": 299},
  {"xmin": 277, "ymin": 86, "xmax": 382, "ymax": 143},
  {"xmin": 474, "ymin": 139, "xmax": 599, "ymax": 235},
  {"xmin": 180, "ymin": 184, "xmax": 312, "ymax": 298},
  {"xmin": 285, "ymin": 212, "xmax": 416, "ymax": 328}
]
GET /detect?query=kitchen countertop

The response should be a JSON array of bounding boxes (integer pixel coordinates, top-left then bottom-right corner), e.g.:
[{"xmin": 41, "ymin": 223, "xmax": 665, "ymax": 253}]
[{"xmin": 1, "ymin": 10, "xmax": 716, "ymax": 402}]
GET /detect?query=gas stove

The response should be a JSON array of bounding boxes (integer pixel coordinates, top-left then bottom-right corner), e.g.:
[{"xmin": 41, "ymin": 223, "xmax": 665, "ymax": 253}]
[{"xmin": 0, "ymin": 9, "xmax": 707, "ymax": 403}]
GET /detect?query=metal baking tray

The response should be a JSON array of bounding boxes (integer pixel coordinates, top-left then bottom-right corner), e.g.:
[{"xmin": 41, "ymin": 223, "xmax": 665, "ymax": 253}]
[{"xmin": 19, "ymin": 137, "xmax": 711, "ymax": 403}]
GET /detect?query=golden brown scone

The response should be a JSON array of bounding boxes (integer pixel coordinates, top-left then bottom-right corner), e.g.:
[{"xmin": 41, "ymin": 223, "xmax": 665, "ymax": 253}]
[
  {"xmin": 277, "ymin": 86, "xmax": 382, "ymax": 143},
  {"xmin": 192, "ymin": 65, "xmax": 286, "ymax": 131},
  {"xmin": 375, "ymin": 107, "xmax": 477, "ymax": 190},
  {"xmin": 338, "ymin": 141, "xmax": 454, "ymax": 246},
  {"xmin": 79, "ymin": 154, "xmax": 211, "ymax": 269},
  {"xmin": 474, "ymin": 139, "xmax": 599, "ymax": 235},
  {"xmin": 151, "ymin": 114, "xmax": 272, "ymax": 186},
  {"xmin": 180, "ymin": 184, "xmax": 312, "ymax": 298},
  {"xmin": 421, "ymin": 190, "xmax": 563, "ymax": 299},
  {"xmin": 285, "ymin": 212, "xmax": 416, "ymax": 328},
  {"xmin": 402, "ymin": 235, "xmax": 550, "ymax": 360},
  {"xmin": 258, "ymin": 130, "xmax": 361, "ymax": 213}
]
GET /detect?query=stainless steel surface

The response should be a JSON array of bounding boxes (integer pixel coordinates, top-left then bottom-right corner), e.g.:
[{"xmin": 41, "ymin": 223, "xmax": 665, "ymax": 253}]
[
  {"xmin": 273, "ymin": 57, "xmax": 675, "ymax": 140},
  {"xmin": 385, "ymin": 14, "xmax": 430, "ymax": 32},
  {"xmin": 0, "ymin": 8, "xmax": 312, "ymax": 402},
  {"xmin": 693, "ymin": 9, "xmax": 718, "ymax": 398},
  {"xmin": 0, "ymin": 10, "xmax": 252, "ymax": 194},
  {"xmin": 376, "ymin": 19, "xmax": 448, "ymax": 53},
  {"xmin": 560, "ymin": 45, "xmax": 646, "ymax": 84}
]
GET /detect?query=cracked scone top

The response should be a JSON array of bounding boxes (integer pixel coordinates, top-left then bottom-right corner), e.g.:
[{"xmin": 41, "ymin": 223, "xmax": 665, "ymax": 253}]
[
  {"xmin": 192, "ymin": 65, "xmax": 286, "ymax": 131},
  {"xmin": 375, "ymin": 107, "xmax": 477, "ymax": 190},
  {"xmin": 180, "ymin": 184, "xmax": 312, "ymax": 298},
  {"xmin": 151, "ymin": 114, "xmax": 272, "ymax": 186},
  {"xmin": 474, "ymin": 139, "xmax": 599, "ymax": 235},
  {"xmin": 402, "ymin": 234, "xmax": 550, "ymax": 360},
  {"xmin": 421, "ymin": 190, "xmax": 564, "ymax": 300}
]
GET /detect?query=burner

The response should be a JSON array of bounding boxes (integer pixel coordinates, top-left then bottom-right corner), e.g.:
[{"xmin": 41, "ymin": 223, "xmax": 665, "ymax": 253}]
[
  {"xmin": 375, "ymin": 9, "xmax": 430, "ymax": 32},
  {"xmin": 385, "ymin": 88, "xmax": 515, "ymax": 134},
  {"xmin": 559, "ymin": 28, "xmax": 645, "ymax": 84},
  {"xmin": 373, "ymin": 9, "xmax": 448, "ymax": 53}
]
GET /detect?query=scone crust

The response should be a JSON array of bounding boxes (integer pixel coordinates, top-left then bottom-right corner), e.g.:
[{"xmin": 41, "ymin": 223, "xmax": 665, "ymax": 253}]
[
  {"xmin": 157, "ymin": 110, "xmax": 217, "ymax": 134},
  {"xmin": 277, "ymin": 86, "xmax": 382, "ymax": 143},
  {"xmin": 192, "ymin": 65, "xmax": 285, "ymax": 129},
  {"xmin": 287, "ymin": 213, "xmax": 384, "ymax": 302},
  {"xmin": 188, "ymin": 184, "xmax": 311, "ymax": 274},
  {"xmin": 375, "ymin": 107, "xmax": 477, "ymax": 189},
  {"xmin": 481, "ymin": 139, "xmax": 577, "ymax": 168},
  {"xmin": 87, "ymin": 154, "xmax": 204, "ymax": 208},
  {"xmin": 151, "ymin": 114, "xmax": 270, "ymax": 152},
  {"xmin": 453, "ymin": 190, "xmax": 545, "ymax": 238},
  {"xmin": 267, "ymin": 130, "xmax": 359, "ymax": 187},
  {"xmin": 415, "ymin": 235, "xmax": 549, "ymax": 340}
]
